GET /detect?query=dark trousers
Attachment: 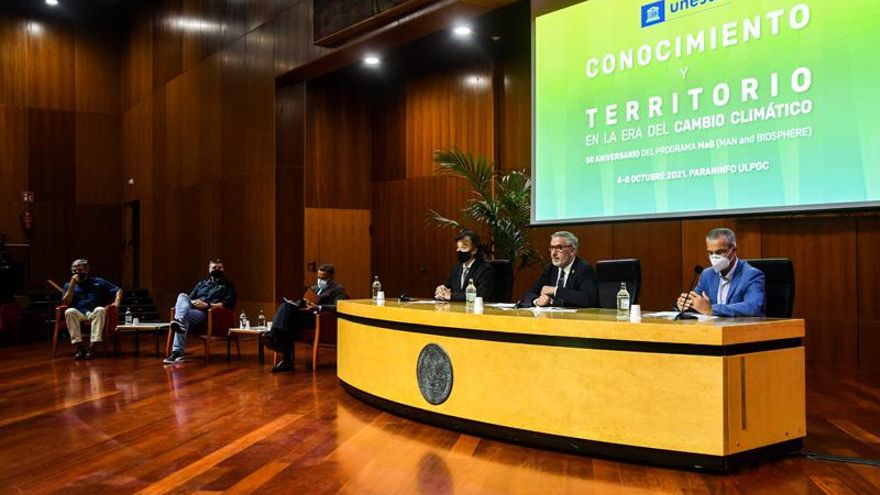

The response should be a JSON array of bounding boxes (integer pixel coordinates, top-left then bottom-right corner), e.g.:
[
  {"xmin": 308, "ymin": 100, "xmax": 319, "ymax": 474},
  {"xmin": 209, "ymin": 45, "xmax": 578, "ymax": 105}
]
[{"xmin": 268, "ymin": 302, "xmax": 315, "ymax": 362}]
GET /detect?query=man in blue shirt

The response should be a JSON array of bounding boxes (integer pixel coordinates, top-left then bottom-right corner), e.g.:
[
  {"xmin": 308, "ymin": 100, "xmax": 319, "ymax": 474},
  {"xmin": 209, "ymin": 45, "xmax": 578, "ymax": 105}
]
[
  {"xmin": 163, "ymin": 258, "xmax": 236, "ymax": 364},
  {"xmin": 677, "ymin": 228, "xmax": 766, "ymax": 317},
  {"xmin": 62, "ymin": 259, "xmax": 122, "ymax": 360}
]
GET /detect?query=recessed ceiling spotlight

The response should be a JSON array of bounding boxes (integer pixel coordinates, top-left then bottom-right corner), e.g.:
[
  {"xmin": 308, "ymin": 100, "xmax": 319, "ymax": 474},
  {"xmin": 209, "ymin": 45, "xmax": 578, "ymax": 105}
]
[
  {"xmin": 453, "ymin": 25, "xmax": 472, "ymax": 36},
  {"xmin": 364, "ymin": 55, "xmax": 381, "ymax": 66},
  {"xmin": 46, "ymin": 0, "xmax": 59, "ymax": 6}
]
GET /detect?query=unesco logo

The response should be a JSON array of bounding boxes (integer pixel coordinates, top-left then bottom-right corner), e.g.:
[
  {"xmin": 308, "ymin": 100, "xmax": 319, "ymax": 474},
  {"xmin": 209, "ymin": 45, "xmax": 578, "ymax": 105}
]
[{"xmin": 641, "ymin": 1, "xmax": 666, "ymax": 27}]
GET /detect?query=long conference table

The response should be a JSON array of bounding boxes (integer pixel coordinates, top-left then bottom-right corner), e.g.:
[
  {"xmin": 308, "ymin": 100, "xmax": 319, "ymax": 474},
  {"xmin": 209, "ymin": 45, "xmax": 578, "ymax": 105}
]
[{"xmin": 336, "ymin": 299, "xmax": 805, "ymax": 471}]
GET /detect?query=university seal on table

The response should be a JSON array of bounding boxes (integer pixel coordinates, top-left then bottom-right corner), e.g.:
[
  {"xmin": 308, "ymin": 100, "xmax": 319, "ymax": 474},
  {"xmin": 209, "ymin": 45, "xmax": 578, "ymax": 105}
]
[{"xmin": 416, "ymin": 344, "xmax": 453, "ymax": 405}]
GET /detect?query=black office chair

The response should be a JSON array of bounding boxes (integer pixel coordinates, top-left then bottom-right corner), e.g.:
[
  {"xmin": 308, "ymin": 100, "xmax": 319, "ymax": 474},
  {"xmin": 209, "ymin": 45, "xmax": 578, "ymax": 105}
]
[
  {"xmin": 486, "ymin": 259, "xmax": 513, "ymax": 303},
  {"xmin": 745, "ymin": 258, "xmax": 795, "ymax": 318},
  {"xmin": 596, "ymin": 259, "xmax": 641, "ymax": 309}
]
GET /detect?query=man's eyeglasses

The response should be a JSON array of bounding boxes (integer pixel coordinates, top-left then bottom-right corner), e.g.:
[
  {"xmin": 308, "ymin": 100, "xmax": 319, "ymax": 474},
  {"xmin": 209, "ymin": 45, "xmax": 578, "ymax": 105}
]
[
  {"xmin": 706, "ymin": 247, "xmax": 733, "ymax": 256},
  {"xmin": 549, "ymin": 244, "xmax": 572, "ymax": 253}
]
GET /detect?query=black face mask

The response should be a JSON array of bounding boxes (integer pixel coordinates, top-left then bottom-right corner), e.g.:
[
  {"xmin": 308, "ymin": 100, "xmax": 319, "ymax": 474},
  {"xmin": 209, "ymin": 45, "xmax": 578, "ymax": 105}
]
[
  {"xmin": 210, "ymin": 270, "xmax": 224, "ymax": 279},
  {"xmin": 457, "ymin": 251, "xmax": 472, "ymax": 264}
]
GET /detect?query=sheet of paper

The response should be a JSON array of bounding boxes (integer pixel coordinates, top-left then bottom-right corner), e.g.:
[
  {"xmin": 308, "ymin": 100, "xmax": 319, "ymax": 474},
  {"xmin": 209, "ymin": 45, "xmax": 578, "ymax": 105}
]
[{"xmin": 645, "ymin": 311, "xmax": 719, "ymax": 321}]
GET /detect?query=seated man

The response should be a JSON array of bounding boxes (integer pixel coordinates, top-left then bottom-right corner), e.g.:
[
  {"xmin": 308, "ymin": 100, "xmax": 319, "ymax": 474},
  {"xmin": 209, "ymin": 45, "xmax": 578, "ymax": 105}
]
[
  {"xmin": 61, "ymin": 259, "xmax": 122, "ymax": 360},
  {"xmin": 163, "ymin": 258, "xmax": 236, "ymax": 364},
  {"xmin": 521, "ymin": 231, "xmax": 598, "ymax": 308},
  {"xmin": 266, "ymin": 263, "xmax": 346, "ymax": 373},
  {"xmin": 434, "ymin": 230, "xmax": 495, "ymax": 302},
  {"xmin": 677, "ymin": 228, "xmax": 765, "ymax": 317}
]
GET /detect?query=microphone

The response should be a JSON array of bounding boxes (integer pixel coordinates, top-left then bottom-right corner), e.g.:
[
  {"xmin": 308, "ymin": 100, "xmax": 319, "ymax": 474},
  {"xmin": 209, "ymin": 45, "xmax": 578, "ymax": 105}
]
[
  {"xmin": 674, "ymin": 264, "xmax": 704, "ymax": 321},
  {"xmin": 398, "ymin": 293, "xmax": 414, "ymax": 302}
]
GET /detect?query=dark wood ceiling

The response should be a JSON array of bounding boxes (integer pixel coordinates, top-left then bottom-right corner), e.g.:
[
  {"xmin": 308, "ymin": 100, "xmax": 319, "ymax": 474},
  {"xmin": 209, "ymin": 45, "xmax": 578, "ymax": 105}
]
[{"xmin": 0, "ymin": 0, "xmax": 140, "ymax": 25}]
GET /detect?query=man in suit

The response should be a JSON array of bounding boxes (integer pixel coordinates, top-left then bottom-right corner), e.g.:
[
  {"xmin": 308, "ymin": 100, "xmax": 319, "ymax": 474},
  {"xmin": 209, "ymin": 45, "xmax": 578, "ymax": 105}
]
[
  {"xmin": 265, "ymin": 263, "xmax": 346, "ymax": 373},
  {"xmin": 521, "ymin": 231, "xmax": 598, "ymax": 308},
  {"xmin": 435, "ymin": 230, "xmax": 495, "ymax": 302},
  {"xmin": 677, "ymin": 228, "xmax": 765, "ymax": 317}
]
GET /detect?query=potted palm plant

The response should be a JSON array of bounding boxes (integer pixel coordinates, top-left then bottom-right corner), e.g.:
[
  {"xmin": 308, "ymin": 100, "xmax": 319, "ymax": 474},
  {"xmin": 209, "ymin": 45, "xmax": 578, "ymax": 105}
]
[{"xmin": 428, "ymin": 149, "xmax": 541, "ymax": 276}]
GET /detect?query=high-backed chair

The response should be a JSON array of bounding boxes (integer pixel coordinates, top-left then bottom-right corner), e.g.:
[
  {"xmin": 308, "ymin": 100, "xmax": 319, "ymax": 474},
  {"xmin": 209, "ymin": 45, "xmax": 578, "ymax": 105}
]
[
  {"xmin": 595, "ymin": 259, "xmax": 641, "ymax": 309},
  {"xmin": 745, "ymin": 258, "xmax": 795, "ymax": 318},
  {"xmin": 486, "ymin": 259, "xmax": 513, "ymax": 303},
  {"xmin": 51, "ymin": 304, "xmax": 119, "ymax": 356},
  {"xmin": 165, "ymin": 306, "xmax": 239, "ymax": 359}
]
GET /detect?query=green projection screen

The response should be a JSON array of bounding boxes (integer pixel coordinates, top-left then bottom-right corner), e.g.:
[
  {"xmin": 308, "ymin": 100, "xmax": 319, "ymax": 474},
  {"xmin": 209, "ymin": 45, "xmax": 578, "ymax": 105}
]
[{"xmin": 533, "ymin": 0, "xmax": 880, "ymax": 224}]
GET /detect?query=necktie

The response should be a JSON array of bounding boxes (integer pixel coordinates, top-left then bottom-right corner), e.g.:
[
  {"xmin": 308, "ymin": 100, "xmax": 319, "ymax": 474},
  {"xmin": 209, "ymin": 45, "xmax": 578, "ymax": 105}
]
[
  {"xmin": 460, "ymin": 265, "xmax": 469, "ymax": 289},
  {"xmin": 556, "ymin": 269, "xmax": 566, "ymax": 292}
]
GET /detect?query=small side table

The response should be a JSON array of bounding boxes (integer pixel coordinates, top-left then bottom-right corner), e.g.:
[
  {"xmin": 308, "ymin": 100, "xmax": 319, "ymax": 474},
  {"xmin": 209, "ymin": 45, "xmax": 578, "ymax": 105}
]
[
  {"xmin": 227, "ymin": 327, "xmax": 269, "ymax": 364},
  {"xmin": 115, "ymin": 322, "xmax": 170, "ymax": 357}
]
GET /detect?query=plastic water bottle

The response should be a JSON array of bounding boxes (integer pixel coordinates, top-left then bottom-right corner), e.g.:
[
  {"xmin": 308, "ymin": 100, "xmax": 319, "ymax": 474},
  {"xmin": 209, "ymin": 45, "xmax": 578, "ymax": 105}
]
[
  {"xmin": 616, "ymin": 282, "xmax": 630, "ymax": 320},
  {"xmin": 257, "ymin": 308, "xmax": 266, "ymax": 329},
  {"xmin": 239, "ymin": 310, "xmax": 248, "ymax": 329},
  {"xmin": 371, "ymin": 276, "xmax": 382, "ymax": 300},
  {"xmin": 125, "ymin": 307, "xmax": 133, "ymax": 325},
  {"xmin": 465, "ymin": 278, "xmax": 477, "ymax": 306}
]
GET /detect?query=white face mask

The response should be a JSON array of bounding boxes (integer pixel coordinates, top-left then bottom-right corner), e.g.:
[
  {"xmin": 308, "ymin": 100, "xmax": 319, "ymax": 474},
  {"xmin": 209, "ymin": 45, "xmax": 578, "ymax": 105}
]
[{"xmin": 709, "ymin": 254, "xmax": 730, "ymax": 273}]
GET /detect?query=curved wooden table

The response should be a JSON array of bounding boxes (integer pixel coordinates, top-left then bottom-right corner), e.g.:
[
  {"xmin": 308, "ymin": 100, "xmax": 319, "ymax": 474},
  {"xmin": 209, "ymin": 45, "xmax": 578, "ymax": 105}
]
[{"xmin": 336, "ymin": 299, "xmax": 805, "ymax": 471}]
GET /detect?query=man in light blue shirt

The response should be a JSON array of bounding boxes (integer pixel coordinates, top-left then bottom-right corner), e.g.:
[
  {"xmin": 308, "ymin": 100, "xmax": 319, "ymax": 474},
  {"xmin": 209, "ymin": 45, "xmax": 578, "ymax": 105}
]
[{"xmin": 677, "ymin": 228, "xmax": 765, "ymax": 317}]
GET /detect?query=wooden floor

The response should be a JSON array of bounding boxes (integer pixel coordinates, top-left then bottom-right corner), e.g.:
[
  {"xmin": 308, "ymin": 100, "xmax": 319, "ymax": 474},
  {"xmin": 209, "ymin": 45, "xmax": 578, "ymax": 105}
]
[{"xmin": 1, "ymin": 341, "xmax": 880, "ymax": 495}]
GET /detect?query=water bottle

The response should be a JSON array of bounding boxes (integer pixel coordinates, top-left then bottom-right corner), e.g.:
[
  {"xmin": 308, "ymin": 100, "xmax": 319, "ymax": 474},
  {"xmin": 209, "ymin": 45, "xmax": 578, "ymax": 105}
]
[
  {"xmin": 125, "ymin": 307, "xmax": 133, "ymax": 326},
  {"xmin": 371, "ymin": 276, "xmax": 382, "ymax": 300},
  {"xmin": 239, "ymin": 310, "xmax": 248, "ymax": 329},
  {"xmin": 616, "ymin": 282, "xmax": 631, "ymax": 320},
  {"xmin": 257, "ymin": 308, "xmax": 266, "ymax": 329},
  {"xmin": 465, "ymin": 278, "xmax": 477, "ymax": 306}
]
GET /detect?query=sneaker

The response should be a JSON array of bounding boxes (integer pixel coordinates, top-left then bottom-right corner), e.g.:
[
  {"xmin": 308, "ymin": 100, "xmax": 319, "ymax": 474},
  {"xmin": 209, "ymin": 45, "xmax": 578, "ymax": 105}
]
[
  {"xmin": 270, "ymin": 360, "xmax": 293, "ymax": 373},
  {"xmin": 162, "ymin": 351, "xmax": 186, "ymax": 364},
  {"xmin": 170, "ymin": 320, "xmax": 185, "ymax": 334}
]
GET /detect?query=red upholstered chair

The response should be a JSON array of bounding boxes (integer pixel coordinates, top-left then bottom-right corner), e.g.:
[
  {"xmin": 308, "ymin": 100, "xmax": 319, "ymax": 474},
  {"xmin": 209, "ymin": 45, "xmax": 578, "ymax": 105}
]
[
  {"xmin": 51, "ymin": 304, "xmax": 119, "ymax": 357},
  {"xmin": 271, "ymin": 307, "xmax": 338, "ymax": 372},
  {"xmin": 165, "ymin": 306, "xmax": 239, "ymax": 359}
]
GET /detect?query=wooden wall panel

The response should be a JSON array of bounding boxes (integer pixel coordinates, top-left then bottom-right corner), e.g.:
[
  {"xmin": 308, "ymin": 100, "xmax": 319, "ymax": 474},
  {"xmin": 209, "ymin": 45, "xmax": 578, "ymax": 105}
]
[
  {"xmin": 761, "ymin": 217, "xmax": 858, "ymax": 320},
  {"xmin": 28, "ymin": 202, "xmax": 74, "ymax": 287},
  {"xmin": 152, "ymin": 0, "xmax": 184, "ymax": 90},
  {"xmin": 371, "ymin": 81, "xmax": 407, "ymax": 183},
  {"xmin": 220, "ymin": 35, "xmax": 248, "ymax": 178},
  {"xmin": 0, "ymin": 17, "xmax": 28, "ymax": 107},
  {"xmin": 75, "ymin": 30, "xmax": 121, "ymax": 115},
  {"xmin": 122, "ymin": 97, "xmax": 154, "ymax": 202},
  {"xmin": 275, "ymin": 84, "xmax": 305, "ymax": 302},
  {"xmin": 304, "ymin": 208, "xmax": 371, "ymax": 298},
  {"xmin": 499, "ymin": 49, "xmax": 530, "ymax": 173},
  {"xmin": 72, "ymin": 205, "xmax": 122, "ymax": 283},
  {"xmin": 372, "ymin": 177, "xmax": 471, "ymax": 298},
  {"xmin": 163, "ymin": 65, "xmax": 200, "ymax": 189},
  {"xmin": 218, "ymin": 169, "xmax": 275, "ymax": 314},
  {"xmin": 76, "ymin": 113, "xmax": 122, "ymax": 205},
  {"xmin": 28, "ymin": 109, "xmax": 76, "ymax": 204},
  {"xmin": 859, "ymin": 322, "xmax": 880, "ymax": 373},
  {"xmin": 180, "ymin": 0, "xmax": 225, "ymax": 72},
  {"xmin": 122, "ymin": 3, "xmax": 153, "ymax": 108},
  {"xmin": 26, "ymin": 20, "xmax": 75, "ymax": 111},
  {"xmin": 244, "ymin": 25, "xmax": 276, "ymax": 173},
  {"xmin": 612, "ymin": 220, "xmax": 682, "ymax": 310},
  {"xmin": 305, "ymin": 77, "xmax": 372, "ymax": 209},
  {"xmin": 0, "ymin": 107, "xmax": 28, "ymax": 243},
  {"xmin": 405, "ymin": 68, "xmax": 494, "ymax": 178},
  {"xmin": 857, "ymin": 217, "xmax": 880, "ymax": 321}
]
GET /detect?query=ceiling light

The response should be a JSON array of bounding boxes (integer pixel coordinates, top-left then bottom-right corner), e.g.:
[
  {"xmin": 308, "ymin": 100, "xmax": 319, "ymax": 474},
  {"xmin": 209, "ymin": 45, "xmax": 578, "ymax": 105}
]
[
  {"xmin": 364, "ymin": 55, "xmax": 381, "ymax": 66},
  {"xmin": 46, "ymin": 0, "xmax": 59, "ymax": 6},
  {"xmin": 453, "ymin": 25, "xmax": 472, "ymax": 36}
]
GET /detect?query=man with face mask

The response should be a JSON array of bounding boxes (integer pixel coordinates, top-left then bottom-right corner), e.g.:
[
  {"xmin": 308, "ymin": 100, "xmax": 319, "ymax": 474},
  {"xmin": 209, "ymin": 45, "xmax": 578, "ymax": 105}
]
[
  {"xmin": 521, "ymin": 231, "xmax": 598, "ymax": 308},
  {"xmin": 163, "ymin": 258, "xmax": 237, "ymax": 364},
  {"xmin": 435, "ymin": 230, "xmax": 495, "ymax": 302},
  {"xmin": 677, "ymin": 228, "xmax": 765, "ymax": 317},
  {"xmin": 264, "ymin": 263, "xmax": 346, "ymax": 373},
  {"xmin": 61, "ymin": 259, "xmax": 123, "ymax": 360}
]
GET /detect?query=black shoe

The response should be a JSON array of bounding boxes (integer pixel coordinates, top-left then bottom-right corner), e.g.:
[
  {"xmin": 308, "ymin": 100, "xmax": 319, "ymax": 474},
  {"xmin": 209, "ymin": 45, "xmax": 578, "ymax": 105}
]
[
  {"xmin": 263, "ymin": 334, "xmax": 277, "ymax": 351},
  {"xmin": 84, "ymin": 344, "xmax": 97, "ymax": 360},
  {"xmin": 170, "ymin": 320, "xmax": 185, "ymax": 334},
  {"xmin": 74, "ymin": 344, "xmax": 86, "ymax": 360},
  {"xmin": 271, "ymin": 360, "xmax": 293, "ymax": 373},
  {"xmin": 163, "ymin": 350, "xmax": 186, "ymax": 364}
]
